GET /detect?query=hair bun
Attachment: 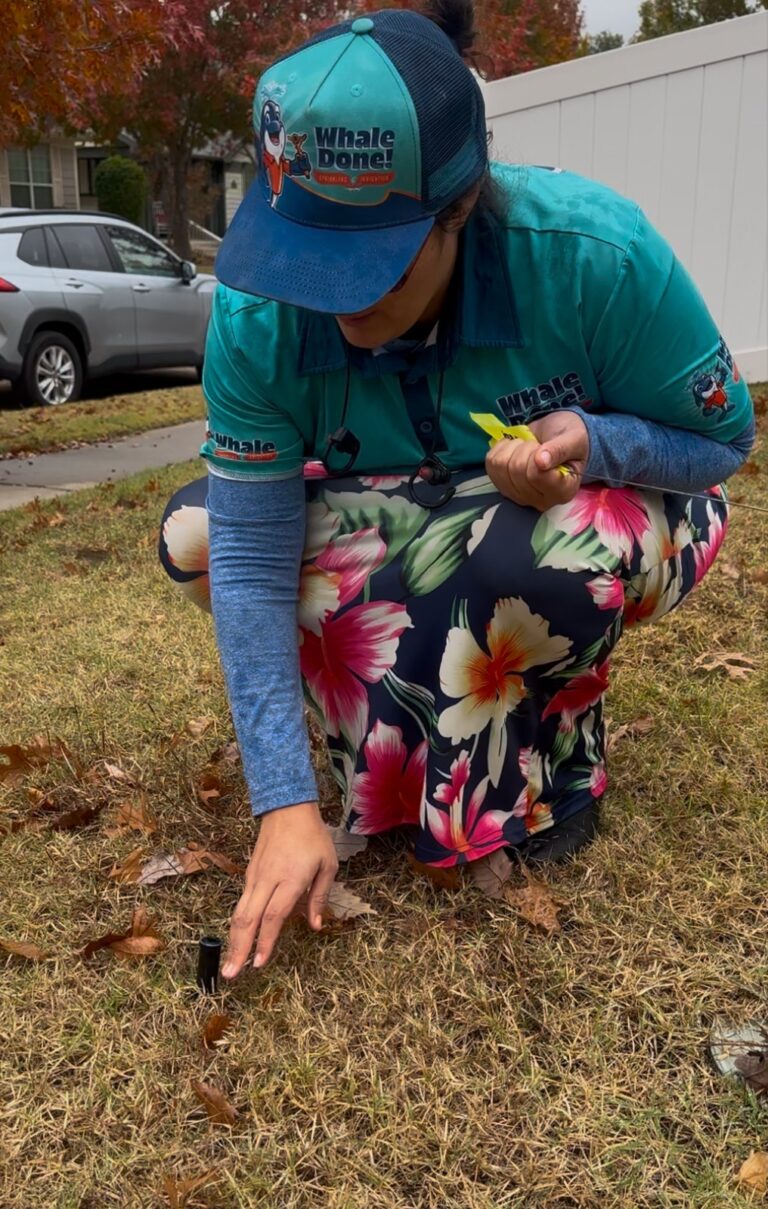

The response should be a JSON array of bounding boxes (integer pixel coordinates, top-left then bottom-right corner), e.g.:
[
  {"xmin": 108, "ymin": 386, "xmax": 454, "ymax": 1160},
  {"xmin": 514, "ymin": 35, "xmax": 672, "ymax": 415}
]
[{"xmin": 421, "ymin": 0, "xmax": 477, "ymax": 58}]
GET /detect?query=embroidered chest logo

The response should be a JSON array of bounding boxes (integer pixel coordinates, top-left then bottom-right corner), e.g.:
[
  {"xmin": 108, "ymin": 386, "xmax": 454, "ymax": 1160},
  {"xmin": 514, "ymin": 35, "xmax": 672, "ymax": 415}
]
[
  {"xmin": 496, "ymin": 371, "xmax": 593, "ymax": 422},
  {"xmin": 690, "ymin": 338, "xmax": 740, "ymax": 421}
]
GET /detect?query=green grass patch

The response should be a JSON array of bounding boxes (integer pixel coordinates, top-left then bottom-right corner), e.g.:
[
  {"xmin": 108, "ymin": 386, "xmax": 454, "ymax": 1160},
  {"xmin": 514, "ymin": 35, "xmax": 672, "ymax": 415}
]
[
  {"xmin": 0, "ymin": 396, "xmax": 766, "ymax": 1206},
  {"xmin": 0, "ymin": 383, "xmax": 205, "ymax": 458}
]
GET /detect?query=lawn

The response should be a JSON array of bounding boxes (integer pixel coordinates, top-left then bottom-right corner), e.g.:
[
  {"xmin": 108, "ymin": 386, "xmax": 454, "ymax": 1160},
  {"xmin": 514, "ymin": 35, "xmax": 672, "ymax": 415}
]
[
  {"xmin": 0, "ymin": 382, "xmax": 205, "ymax": 458},
  {"xmin": 0, "ymin": 393, "xmax": 766, "ymax": 1208}
]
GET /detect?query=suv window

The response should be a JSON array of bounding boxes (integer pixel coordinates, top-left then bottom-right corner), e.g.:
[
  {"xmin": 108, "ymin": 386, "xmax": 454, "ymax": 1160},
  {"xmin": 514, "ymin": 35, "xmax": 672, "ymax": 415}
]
[
  {"xmin": 107, "ymin": 226, "xmax": 179, "ymax": 277},
  {"xmin": 53, "ymin": 224, "xmax": 113, "ymax": 272},
  {"xmin": 17, "ymin": 228, "xmax": 48, "ymax": 267}
]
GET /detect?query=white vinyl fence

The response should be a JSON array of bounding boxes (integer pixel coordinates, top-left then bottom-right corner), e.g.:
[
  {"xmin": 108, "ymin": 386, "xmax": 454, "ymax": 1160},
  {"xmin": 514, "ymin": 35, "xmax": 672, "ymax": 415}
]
[{"xmin": 482, "ymin": 11, "xmax": 768, "ymax": 382}]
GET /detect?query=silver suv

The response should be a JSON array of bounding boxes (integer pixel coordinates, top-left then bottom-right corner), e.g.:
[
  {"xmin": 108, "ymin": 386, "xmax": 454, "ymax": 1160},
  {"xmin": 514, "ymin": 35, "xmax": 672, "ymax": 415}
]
[{"xmin": 0, "ymin": 209, "xmax": 216, "ymax": 406}]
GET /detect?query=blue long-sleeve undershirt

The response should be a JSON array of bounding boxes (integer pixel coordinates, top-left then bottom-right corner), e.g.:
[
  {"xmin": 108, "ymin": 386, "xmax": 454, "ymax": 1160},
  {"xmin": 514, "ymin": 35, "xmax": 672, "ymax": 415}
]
[{"xmin": 207, "ymin": 411, "xmax": 754, "ymax": 818}]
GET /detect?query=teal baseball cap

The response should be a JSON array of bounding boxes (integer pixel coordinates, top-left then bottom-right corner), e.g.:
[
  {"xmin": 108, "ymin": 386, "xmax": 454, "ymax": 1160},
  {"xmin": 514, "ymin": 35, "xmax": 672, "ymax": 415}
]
[{"xmin": 214, "ymin": 9, "xmax": 487, "ymax": 314}]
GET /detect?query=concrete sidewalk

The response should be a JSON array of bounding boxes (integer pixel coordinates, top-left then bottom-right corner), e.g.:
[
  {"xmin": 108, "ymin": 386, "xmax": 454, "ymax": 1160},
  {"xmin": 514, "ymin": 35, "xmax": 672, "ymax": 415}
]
[{"xmin": 0, "ymin": 420, "xmax": 204, "ymax": 511}]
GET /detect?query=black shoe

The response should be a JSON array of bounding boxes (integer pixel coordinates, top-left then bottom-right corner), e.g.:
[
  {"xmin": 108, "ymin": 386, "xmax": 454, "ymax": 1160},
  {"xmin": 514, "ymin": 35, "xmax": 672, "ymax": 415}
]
[{"xmin": 505, "ymin": 801, "xmax": 600, "ymax": 866}]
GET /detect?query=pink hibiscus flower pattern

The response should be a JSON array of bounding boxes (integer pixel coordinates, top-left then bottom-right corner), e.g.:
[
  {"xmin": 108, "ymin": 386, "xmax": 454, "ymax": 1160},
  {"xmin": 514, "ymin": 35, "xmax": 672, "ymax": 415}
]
[
  {"xmin": 547, "ymin": 485, "xmax": 651, "ymax": 565},
  {"xmin": 300, "ymin": 602, "xmax": 412, "ymax": 749},
  {"xmin": 347, "ymin": 722, "xmax": 428, "ymax": 832},
  {"xmin": 425, "ymin": 750, "xmax": 515, "ymax": 865},
  {"xmin": 512, "ymin": 746, "xmax": 554, "ymax": 835}
]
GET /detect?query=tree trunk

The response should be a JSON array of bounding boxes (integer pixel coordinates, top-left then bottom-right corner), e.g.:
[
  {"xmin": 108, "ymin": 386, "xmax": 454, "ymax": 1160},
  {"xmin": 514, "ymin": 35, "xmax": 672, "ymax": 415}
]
[{"xmin": 169, "ymin": 144, "xmax": 192, "ymax": 260}]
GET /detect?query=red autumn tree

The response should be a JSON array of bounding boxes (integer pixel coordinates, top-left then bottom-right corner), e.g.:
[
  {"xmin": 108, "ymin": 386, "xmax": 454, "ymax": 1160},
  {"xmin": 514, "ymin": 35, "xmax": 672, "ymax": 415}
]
[
  {"xmin": 475, "ymin": 0, "xmax": 584, "ymax": 79},
  {"xmin": 0, "ymin": 0, "xmax": 182, "ymax": 146},
  {"xmin": 92, "ymin": 0, "xmax": 348, "ymax": 258}
]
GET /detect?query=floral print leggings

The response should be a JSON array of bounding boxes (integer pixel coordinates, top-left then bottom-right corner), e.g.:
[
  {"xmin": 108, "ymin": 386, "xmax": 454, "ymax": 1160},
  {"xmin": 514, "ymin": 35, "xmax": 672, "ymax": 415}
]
[{"xmin": 159, "ymin": 470, "xmax": 728, "ymax": 868}]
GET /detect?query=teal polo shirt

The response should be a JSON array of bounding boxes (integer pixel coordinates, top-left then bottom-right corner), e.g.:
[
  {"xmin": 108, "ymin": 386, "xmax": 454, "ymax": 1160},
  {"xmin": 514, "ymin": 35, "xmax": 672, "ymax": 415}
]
[{"xmin": 200, "ymin": 163, "xmax": 752, "ymax": 481}]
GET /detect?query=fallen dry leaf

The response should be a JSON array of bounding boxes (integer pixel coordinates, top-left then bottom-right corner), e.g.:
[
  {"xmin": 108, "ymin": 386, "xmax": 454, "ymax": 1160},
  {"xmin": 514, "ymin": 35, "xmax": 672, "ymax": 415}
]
[
  {"xmin": 735, "ymin": 1050, "xmax": 768, "ymax": 1095},
  {"xmin": 103, "ymin": 762, "xmax": 132, "ymax": 783},
  {"xmin": 186, "ymin": 717, "xmax": 214, "ymax": 738},
  {"xmin": 0, "ymin": 735, "xmax": 69, "ymax": 785},
  {"xmin": 162, "ymin": 1170, "xmax": 218, "ymax": 1208},
  {"xmin": 719, "ymin": 561, "xmax": 741, "ymax": 580},
  {"xmin": 80, "ymin": 905, "xmax": 165, "ymax": 960},
  {"xmin": 606, "ymin": 715, "xmax": 655, "ymax": 752},
  {"xmin": 288, "ymin": 879, "xmax": 377, "ymax": 929},
  {"xmin": 210, "ymin": 741, "xmax": 239, "ymax": 765},
  {"xmin": 737, "ymin": 459, "xmax": 762, "ymax": 477},
  {"xmin": 202, "ymin": 1013, "xmax": 234, "ymax": 1050},
  {"xmin": 469, "ymin": 847, "xmax": 514, "ymax": 900},
  {"xmin": 504, "ymin": 868, "xmax": 562, "ymax": 934},
  {"xmin": 407, "ymin": 851, "xmax": 461, "ymax": 890},
  {"xmin": 753, "ymin": 569, "xmax": 768, "ymax": 585},
  {"xmin": 192, "ymin": 1080, "xmax": 238, "ymax": 1126},
  {"xmin": 196, "ymin": 772, "xmax": 223, "ymax": 808},
  {"xmin": 737, "ymin": 1151, "xmax": 768, "ymax": 1194},
  {"xmin": 103, "ymin": 795, "xmax": 157, "ymax": 838},
  {"xmin": 326, "ymin": 823, "xmax": 369, "ymax": 862},
  {"xmin": 109, "ymin": 842, "xmax": 244, "ymax": 886},
  {"xmin": 108, "ymin": 846, "xmax": 147, "ymax": 883},
  {"xmin": 0, "ymin": 938, "xmax": 48, "ymax": 960},
  {"xmin": 48, "ymin": 803, "xmax": 103, "ymax": 831},
  {"xmin": 694, "ymin": 651, "xmax": 758, "ymax": 681}
]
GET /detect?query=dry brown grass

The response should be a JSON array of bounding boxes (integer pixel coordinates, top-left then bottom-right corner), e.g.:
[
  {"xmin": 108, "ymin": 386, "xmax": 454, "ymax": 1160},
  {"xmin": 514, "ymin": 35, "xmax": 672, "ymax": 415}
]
[{"xmin": 0, "ymin": 395, "xmax": 767, "ymax": 1208}]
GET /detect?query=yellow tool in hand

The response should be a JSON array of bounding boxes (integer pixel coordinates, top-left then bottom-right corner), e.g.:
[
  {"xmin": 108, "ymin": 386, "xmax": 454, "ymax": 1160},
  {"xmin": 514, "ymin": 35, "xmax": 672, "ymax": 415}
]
[{"xmin": 469, "ymin": 413, "xmax": 573, "ymax": 478}]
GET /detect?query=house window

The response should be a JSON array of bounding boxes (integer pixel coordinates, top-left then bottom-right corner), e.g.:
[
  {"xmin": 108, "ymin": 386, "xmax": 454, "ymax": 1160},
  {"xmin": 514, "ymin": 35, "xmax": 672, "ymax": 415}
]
[{"xmin": 7, "ymin": 146, "xmax": 55, "ymax": 209}]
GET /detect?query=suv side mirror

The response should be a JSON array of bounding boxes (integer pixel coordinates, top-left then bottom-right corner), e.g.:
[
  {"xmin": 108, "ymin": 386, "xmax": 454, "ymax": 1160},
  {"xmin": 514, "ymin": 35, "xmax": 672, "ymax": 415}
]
[{"xmin": 179, "ymin": 259, "xmax": 196, "ymax": 284}]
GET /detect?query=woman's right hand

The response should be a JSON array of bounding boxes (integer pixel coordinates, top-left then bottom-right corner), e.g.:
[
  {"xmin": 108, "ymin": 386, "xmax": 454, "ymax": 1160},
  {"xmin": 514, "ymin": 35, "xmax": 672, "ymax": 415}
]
[{"xmin": 221, "ymin": 801, "xmax": 339, "ymax": 978}]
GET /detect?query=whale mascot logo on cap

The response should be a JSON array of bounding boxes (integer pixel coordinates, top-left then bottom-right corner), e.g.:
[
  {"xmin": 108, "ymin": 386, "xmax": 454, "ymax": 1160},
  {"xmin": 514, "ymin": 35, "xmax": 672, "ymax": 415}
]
[{"xmin": 259, "ymin": 99, "xmax": 311, "ymax": 208}]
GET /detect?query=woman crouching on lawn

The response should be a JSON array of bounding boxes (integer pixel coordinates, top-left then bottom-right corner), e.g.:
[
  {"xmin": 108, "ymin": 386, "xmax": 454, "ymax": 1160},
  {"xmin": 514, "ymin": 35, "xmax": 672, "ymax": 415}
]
[{"xmin": 159, "ymin": 0, "xmax": 754, "ymax": 977}]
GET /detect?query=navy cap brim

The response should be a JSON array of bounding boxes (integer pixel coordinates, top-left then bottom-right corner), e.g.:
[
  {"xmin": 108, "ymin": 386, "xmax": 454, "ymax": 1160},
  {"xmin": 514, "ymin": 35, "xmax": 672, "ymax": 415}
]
[{"xmin": 214, "ymin": 177, "xmax": 434, "ymax": 315}]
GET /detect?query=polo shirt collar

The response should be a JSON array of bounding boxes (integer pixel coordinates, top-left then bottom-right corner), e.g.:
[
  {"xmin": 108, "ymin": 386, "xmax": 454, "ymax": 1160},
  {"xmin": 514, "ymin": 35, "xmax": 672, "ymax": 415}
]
[{"xmin": 296, "ymin": 202, "xmax": 522, "ymax": 377}]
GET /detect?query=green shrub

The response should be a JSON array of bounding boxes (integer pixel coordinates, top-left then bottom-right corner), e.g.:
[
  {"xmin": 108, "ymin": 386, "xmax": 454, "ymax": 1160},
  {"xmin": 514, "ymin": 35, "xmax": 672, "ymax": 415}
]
[{"xmin": 94, "ymin": 156, "xmax": 147, "ymax": 226}]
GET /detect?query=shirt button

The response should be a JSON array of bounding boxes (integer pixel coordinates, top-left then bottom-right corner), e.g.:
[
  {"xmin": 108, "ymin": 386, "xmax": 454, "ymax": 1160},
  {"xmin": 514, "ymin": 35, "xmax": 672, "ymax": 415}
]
[{"xmin": 419, "ymin": 420, "xmax": 434, "ymax": 435}]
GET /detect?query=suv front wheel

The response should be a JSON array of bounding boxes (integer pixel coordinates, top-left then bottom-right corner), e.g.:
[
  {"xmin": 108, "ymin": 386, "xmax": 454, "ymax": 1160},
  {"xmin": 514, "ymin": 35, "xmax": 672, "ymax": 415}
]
[{"xmin": 12, "ymin": 331, "xmax": 84, "ymax": 407}]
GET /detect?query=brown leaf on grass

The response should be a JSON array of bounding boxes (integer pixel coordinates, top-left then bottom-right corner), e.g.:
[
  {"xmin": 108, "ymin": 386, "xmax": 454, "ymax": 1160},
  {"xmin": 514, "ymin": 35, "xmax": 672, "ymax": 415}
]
[
  {"xmin": 737, "ymin": 1151, "xmax": 768, "ymax": 1194},
  {"xmin": 196, "ymin": 772, "xmax": 223, "ymax": 808},
  {"xmin": 0, "ymin": 735, "xmax": 69, "ymax": 785},
  {"xmin": 606, "ymin": 715, "xmax": 654, "ymax": 752},
  {"xmin": 202, "ymin": 1013, "xmax": 234, "ymax": 1050},
  {"xmin": 80, "ymin": 905, "xmax": 165, "ymax": 960},
  {"xmin": 162, "ymin": 1170, "xmax": 218, "ymax": 1208},
  {"xmin": 753, "ymin": 569, "xmax": 768, "ymax": 585},
  {"xmin": 103, "ymin": 762, "xmax": 132, "ymax": 783},
  {"xmin": 326, "ymin": 823, "xmax": 369, "ymax": 862},
  {"xmin": 0, "ymin": 938, "xmax": 48, "ymax": 960},
  {"xmin": 719, "ymin": 561, "xmax": 741, "ymax": 581},
  {"xmin": 192, "ymin": 1080, "xmax": 238, "ymax": 1126},
  {"xmin": 504, "ymin": 869, "xmax": 562, "ymax": 934},
  {"xmin": 287, "ymin": 879, "xmax": 377, "ymax": 929},
  {"xmin": 108, "ymin": 846, "xmax": 147, "ymax": 883},
  {"xmin": 735, "ymin": 1050, "xmax": 768, "ymax": 1095},
  {"xmin": 737, "ymin": 459, "xmax": 761, "ymax": 477},
  {"xmin": 103, "ymin": 796, "xmax": 157, "ymax": 838},
  {"xmin": 407, "ymin": 851, "xmax": 461, "ymax": 890},
  {"xmin": 48, "ymin": 803, "xmax": 103, "ymax": 831},
  {"xmin": 109, "ymin": 842, "xmax": 244, "ymax": 886},
  {"xmin": 186, "ymin": 717, "xmax": 213, "ymax": 738},
  {"xmin": 469, "ymin": 847, "xmax": 514, "ymax": 900},
  {"xmin": 694, "ymin": 651, "xmax": 758, "ymax": 681},
  {"xmin": 210, "ymin": 741, "xmax": 239, "ymax": 765}
]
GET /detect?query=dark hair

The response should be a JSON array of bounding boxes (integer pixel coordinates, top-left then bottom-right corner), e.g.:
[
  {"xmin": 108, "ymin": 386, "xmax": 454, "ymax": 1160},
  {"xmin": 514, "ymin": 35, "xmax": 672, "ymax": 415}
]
[{"xmin": 421, "ymin": 0, "xmax": 477, "ymax": 57}]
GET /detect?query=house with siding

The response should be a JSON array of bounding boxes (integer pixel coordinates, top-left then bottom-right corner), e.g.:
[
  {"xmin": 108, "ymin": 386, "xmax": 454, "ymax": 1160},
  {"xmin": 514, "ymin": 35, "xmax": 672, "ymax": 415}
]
[{"xmin": 0, "ymin": 134, "xmax": 253, "ymax": 241}]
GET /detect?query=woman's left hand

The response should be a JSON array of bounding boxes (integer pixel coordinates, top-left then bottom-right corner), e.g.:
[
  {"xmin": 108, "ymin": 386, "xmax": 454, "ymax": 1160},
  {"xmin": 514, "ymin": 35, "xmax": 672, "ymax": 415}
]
[{"xmin": 485, "ymin": 410, "xmax": 589, "ymax": 512}]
